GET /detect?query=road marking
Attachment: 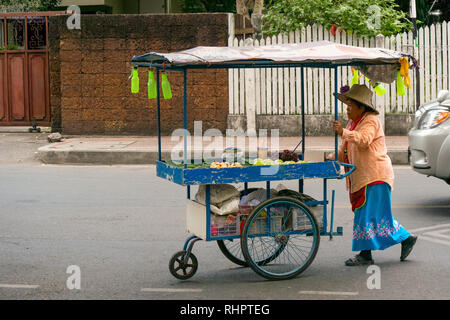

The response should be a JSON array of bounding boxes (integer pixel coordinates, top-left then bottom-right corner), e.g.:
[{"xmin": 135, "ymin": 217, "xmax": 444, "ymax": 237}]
[
  {"xmin": 0, "ymin": 284, "xmax": 39, "ymax": 289},
  {"xmin": 335, "ymin": 205, "xmax": 450, "ymax": 209},
  {"xmin": 418, "ymin": 235, "xmax": 450, "ymax": 247},
  {"xmin": 409, "ymin": 223, "xmax": 450, "ymax": 233},
  {"xmin": 407, "ymin": 224, "xmax": 450, "ymax": 247},
  {"xmin": 297, "ymin": 290, "xmax": 359, "ymax": 296},
  {"xmin": 141, "ymin": 288, "xmax": 203, "ymax": 293},
  {"xmin": 424, "ymin": 229, "xmax": 450, "ymax": 240}
]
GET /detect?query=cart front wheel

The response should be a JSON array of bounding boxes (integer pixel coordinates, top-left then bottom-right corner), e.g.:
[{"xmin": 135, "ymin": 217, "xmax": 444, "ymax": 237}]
[
  {"xmin": 241, "ymin": 196, "xmax": 320, "ymax": 281},
  {"xmin": 169, "ymin": 250, "xmax": 198, "ymax": 280}
]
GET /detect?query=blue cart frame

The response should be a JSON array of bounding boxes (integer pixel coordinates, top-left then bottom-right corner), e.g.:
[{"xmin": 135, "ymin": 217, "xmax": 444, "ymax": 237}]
[{"xmin": 130, "ymin": 55, "xmax": 402, "ymax": 280}]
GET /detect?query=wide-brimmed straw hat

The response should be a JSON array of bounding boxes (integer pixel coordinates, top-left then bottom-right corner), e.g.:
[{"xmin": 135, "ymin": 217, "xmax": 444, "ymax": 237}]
[{"xmin": 334, "ymin": 84, "xmax": 378, "ymax": 113}]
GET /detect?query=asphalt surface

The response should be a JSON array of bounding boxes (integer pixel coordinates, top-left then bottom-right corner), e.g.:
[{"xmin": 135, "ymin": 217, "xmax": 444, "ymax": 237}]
[
  {"xmin": 0, "ymin": 162, "xmax": 449, "ymax": 300},
  {"xmin": 0, "ymin": 133, "xmax": 449, "ymax": 300}
]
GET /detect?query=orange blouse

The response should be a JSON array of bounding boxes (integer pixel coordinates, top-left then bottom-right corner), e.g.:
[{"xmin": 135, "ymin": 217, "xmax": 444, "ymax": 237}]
[{"xmin": 338, "ymin": 112, "xmax": 394, "ymax": 193}]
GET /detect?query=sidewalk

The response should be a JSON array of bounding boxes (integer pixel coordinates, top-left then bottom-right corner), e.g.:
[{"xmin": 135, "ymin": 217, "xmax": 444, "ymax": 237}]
[{"xmin": 37, "ymin": 135, "xmax": 409, "ymax": 165}]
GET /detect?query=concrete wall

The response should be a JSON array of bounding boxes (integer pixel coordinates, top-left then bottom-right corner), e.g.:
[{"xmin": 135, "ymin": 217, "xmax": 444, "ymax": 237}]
[
  {"xmin": 60, "ymin": 0, "xmax": 105, "ymax": 5},
  {"xmin": 105, "ymin": 0, "xmax": 124, "ymax": 13},
  {"xmin": 48, "ymin": 13, "xmax": 230, "ymax": 135},
  {"xmin": 141, "ymin": 0, "xmax": 182, "ymax": 13},
  {"xmin": 228, "ymin": 114, "xmax": 414, "ymax": 136}
]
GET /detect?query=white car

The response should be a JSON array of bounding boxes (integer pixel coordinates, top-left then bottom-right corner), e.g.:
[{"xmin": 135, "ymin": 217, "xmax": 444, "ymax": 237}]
[{"xmin": 408, "ymin": 90, "xmax": 450, "ymax": 184}]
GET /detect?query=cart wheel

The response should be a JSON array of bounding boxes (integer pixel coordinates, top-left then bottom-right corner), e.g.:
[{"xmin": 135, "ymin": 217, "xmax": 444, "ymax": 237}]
[
  {"xmin": 169, "ymin": 250, "xmax": 198, "ymax": 280},
  {"xmin": 217, "ymin": 239, "xmax": 247, "ymax": 266},
  {"xmin": 217, "ymin": 238, "xmax": 285, "ymax": 267},
  {"xmin": 241, "ymin": 196, "xmax": 320, "ymax": 281}
]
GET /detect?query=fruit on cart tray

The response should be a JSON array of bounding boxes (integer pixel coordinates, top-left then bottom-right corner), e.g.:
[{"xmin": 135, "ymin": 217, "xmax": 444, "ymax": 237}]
[
  {"xmin": 210, "ymin": 162, "xmax": 243, "ymax": 168},
  {"xmin": 250, "ymin": 158, "xmax": 308, "ymax": 166},
  {"xmin": 279, "ymin": 150, "xmax": 299, "ymax": 162}
]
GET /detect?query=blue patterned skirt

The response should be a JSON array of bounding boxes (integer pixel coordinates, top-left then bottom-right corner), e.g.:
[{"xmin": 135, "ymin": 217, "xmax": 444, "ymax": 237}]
[{"xmin": 352, "ymin": 183, "xmax": 410, "ymax": 251}]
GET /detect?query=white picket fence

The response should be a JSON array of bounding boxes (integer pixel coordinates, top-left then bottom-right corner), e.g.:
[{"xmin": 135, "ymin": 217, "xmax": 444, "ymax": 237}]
[{"xmin": 228, "ymin": 22, "xmax": 450, "ymax": 115}]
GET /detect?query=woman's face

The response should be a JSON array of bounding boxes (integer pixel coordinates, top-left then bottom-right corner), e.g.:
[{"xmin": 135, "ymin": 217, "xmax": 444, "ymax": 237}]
[{"xmin": 346, "ymin": 99, "xmax": 365, "ymax": 121}]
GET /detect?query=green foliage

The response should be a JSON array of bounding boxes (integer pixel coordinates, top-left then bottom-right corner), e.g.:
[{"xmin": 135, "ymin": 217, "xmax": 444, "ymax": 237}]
[
  {"xmin": 0, "ymin": 0, "xmax": 61, "ymax": 11},
  {"xmin": 262, "ymin": 0, "xmax": 412, "ymax": 38},
  {"xmin": 37, "ymin": 0, "xmax": 61, "ymax": 10},
  {"xmin": 178, "ymin": 0, "xmax": 236, "ymax": 13}
]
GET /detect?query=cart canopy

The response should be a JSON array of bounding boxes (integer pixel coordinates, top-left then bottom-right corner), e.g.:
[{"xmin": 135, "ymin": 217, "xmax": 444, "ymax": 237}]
[
  {"xmin": 131, "ymin": 40, "xmax": 412, "ymax": 66},
  {"xmin": 131, "ymin": 41, "xmax": 414, "ymax": 83}
]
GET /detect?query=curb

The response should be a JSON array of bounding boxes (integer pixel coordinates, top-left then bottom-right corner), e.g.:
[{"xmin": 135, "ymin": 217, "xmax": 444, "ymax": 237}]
[
  {"xmin": 37, "ymin": 147, "xmax": 409, "ymax": 165},
  {"xmin": 0, "ymin": 126, "xmax": 52, "ymax": 133},
  {"xmin": 37, "ymin": 147, "xmax": 172, "ymax": 165}
]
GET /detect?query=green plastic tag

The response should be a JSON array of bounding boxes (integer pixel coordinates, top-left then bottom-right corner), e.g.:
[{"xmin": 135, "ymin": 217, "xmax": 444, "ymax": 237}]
[
  {"xmin": 397, "ymin": 70, "xmax": 406, "ymax": 96},
  {"xmin": 350, "ymin": 69, "xmax": 359, "ymax": 87},
  {"xmin": 131, "ymin": 67, "xmax": 139, "ymax": 94},
  {"xmin": 148, "ymin": 70, "xmax": 157, "ymax": 99},
  {"xmin": 161, "ymin": 72, "xmax": 172, "ymax": 100}
]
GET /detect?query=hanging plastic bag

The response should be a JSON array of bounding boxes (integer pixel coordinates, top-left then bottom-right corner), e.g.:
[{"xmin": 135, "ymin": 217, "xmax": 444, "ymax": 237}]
[
  {"xmin": 130, "ymin": 67, "xmax": 139, "ymax": 94},
  {"xmin": 161, "ymin": 72, "xmax": 172, "ymax": 99},
  {"xmin": 350, "ymin": 67, "xmax": 359, "ymax": 87},
  {"xmin": 396, "ymin": 70, "xmax": 406, "ymax": 96},
  {"xmin": 147, "ymin": 69, "xmax": 157, "ymax": 99}
]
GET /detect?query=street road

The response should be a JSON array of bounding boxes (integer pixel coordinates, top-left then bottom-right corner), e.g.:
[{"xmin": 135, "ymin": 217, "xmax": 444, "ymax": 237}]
[{"xmin": 0, "ymin": 160, "xmax": 449, "ymax": 300}]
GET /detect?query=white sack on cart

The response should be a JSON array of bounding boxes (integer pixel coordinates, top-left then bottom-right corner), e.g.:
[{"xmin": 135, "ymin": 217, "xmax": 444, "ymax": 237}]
[
  {"xmin": 195, "ymin": 184, "xmax": 240, "ymax": 215},
  {"xmin": 239, "ymin": 188, "xmax": 278, "ymax": 207},
  {"xmin": 197, "ymin": 196, "xmax": 240, "ymax": 216},
  {"xmin": 195, "ymin": 184, "xmax": 240, "ymax": 205},
  {"xmin": 215, "ymin": 196, "xmax": 240, "ymax": 215}
]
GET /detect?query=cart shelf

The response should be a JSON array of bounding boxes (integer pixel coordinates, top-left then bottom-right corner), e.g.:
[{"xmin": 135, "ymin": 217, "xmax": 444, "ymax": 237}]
[{"xmin": 156, "ymin": 159, "xmax": 342, "ymax": 185}]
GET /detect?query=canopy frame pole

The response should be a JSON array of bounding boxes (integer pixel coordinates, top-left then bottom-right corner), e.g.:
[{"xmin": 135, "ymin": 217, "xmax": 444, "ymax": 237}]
[
  {"xmin": 299, "ymin": 67, "xmax": 305, "ymax": 194},
  {"xmin": 183, "ymin": 68, "xmax": 191, "ymax": 199},
  {"xmin": 156, "ymin": 69, "xmax": 162, "ymax": 161},
  {"xmin": 334, "ymin": 66, "xmax": 339, "ymax": 160},
  {"xmin": 183, "ymin": 68, "xmax": 188, "ymax": 169}
]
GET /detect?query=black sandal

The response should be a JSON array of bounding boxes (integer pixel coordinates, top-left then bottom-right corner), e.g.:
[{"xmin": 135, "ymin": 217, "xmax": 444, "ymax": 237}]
[
  {"xmin": 345, "ymin": 254, "xmax": 374, "ymax": 266},
  {"xmin": 401, "ymin": 235, "xmax": 418, "ymax": 261}
]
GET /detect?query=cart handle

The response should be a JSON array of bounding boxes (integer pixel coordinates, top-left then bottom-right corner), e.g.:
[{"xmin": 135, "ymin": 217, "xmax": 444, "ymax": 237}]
[{"xmin": 337, "ymin": 162, "xmax": 356, "ymax": 179}]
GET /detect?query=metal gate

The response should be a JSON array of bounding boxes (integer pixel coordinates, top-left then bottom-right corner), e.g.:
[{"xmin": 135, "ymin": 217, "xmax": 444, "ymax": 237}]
[{"xmin": 0, "ymin": 12, "xmax": 60, "ymax": 127}]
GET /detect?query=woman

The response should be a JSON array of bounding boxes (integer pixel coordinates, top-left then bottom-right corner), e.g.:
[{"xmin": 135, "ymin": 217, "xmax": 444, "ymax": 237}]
[{"xmin": 331, "ymin": 84, "xmax": 417, "ymax": 266}]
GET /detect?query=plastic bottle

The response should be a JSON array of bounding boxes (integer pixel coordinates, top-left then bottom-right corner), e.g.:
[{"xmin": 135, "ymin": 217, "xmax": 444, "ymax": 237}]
[
  {"xmin": 161, "ymin": 72, "xmax": 172, "ymax": 99},
  {"xmin": 365, "ymin": 77, "xmax": 386, "ymax": 96},
  {"xmin": 147, "ymin": 69, "xmax": 157, "ymax": 99},
  {"xmin": 131, "ymin": 67, "xmax": 139, "ymax": 94}
]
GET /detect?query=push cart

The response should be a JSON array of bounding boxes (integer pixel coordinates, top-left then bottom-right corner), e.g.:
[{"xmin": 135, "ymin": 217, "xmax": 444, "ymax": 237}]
[{"xmin": 131, "ymin": 41, "xmax": 413, "ymax": 281}]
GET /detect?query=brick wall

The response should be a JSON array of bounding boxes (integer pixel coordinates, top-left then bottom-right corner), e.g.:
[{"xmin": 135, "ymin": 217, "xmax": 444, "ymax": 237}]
[{"xmin": 48, "ymin": 14, "xmax": 230, "ymax": 135}]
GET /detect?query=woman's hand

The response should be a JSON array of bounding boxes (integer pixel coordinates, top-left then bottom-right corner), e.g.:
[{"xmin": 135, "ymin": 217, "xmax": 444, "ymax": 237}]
[
  {"xmin": 326, "ymin": 152, "xmax": 335, "ymax": 160},
  {"xmin": 332, "ymin": 120, "xmax": 344, "ymax": 136}
]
